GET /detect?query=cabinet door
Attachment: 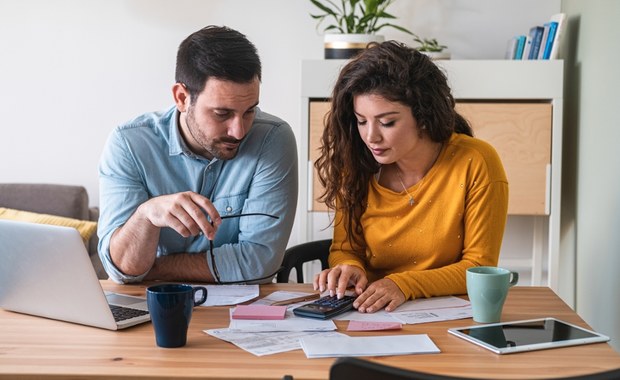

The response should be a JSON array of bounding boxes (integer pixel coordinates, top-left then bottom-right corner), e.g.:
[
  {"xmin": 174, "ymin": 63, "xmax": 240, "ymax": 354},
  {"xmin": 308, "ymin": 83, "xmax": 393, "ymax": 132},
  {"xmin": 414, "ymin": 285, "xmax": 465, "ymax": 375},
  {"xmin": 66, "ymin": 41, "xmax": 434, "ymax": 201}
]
[
  {"xmin": 309, "ymin": 100, "xmax": 552, "ymax": 215},
  {"xmin": 456, "ymin": 102, "xmax": 552, "ymax": 215}
]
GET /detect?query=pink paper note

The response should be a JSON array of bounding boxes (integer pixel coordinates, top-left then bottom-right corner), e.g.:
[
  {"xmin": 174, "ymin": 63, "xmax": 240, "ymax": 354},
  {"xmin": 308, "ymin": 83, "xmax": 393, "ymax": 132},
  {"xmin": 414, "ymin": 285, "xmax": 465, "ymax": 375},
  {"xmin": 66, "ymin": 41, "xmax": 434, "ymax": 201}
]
[
  {"xmin": 231, "ymin": 305, "xmax": 287, "ymax": 320},
  {"xmin": 347, "ymin": 320, "xmax": 402, "ymax": 331}
]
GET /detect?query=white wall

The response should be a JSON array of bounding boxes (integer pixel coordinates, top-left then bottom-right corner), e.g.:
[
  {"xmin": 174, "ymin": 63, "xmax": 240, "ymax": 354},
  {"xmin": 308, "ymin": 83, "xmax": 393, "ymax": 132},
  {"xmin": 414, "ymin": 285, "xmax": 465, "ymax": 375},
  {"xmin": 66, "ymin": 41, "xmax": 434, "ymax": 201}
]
[
  {"xmin": 0, "ymin": 0, "xmax": 560, "ymax": 247},
  {"xmin": 561, "ymin": 0, "xmax": 620, "ymax": 353}
]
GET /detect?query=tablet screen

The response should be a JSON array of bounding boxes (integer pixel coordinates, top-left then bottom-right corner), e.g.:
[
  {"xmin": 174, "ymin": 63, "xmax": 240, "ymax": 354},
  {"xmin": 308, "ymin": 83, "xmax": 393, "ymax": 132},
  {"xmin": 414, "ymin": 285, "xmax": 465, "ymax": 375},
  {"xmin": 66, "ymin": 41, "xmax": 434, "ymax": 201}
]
[{"xmin": 448, "ymin": 318, "xmax": 610, "ymax": 354}]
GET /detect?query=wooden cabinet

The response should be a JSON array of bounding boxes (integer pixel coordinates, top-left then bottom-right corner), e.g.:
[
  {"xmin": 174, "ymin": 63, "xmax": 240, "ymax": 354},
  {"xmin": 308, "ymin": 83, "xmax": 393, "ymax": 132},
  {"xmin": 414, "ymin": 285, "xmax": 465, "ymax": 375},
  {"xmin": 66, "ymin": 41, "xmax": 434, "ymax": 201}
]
[
  {"xmin": 456, "ymin": 102, "xmax": 552, "ymax": 215},
  {"xmin": 299, "ymin": 60, "xmax": 564, "ymax": 292}
]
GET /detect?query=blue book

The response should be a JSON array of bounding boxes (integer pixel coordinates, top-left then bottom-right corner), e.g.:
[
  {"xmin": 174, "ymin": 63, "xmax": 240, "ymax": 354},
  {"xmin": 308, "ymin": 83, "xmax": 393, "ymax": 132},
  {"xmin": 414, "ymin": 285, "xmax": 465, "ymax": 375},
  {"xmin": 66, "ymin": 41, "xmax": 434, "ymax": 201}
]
[
  {"xmin": 514, "ymin": 35, "xmax": 526, "ymax": 60},
  {"xmin": 537, "ymin": 23, "xmax": 551, "ymax": 59},
  {"xmin": 542, "ymin": 21, "xmax": 558, "ymax": 59},
  {"xmin": 528, "ymin": 26, "xmax": 544, "ymax": 60}
]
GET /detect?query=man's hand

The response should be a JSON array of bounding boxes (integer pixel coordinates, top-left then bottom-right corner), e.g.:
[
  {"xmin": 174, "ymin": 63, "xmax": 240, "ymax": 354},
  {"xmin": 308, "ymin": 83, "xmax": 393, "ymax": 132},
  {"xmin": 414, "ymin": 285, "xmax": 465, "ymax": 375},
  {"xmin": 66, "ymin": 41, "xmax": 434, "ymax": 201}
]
[
  {"xmin": 137, "ymin": 191, "xmax": 222, "ymax": 239},
  {"xmin": 110, "ymin": 191, "xmax": 221, "ymax": 277}
]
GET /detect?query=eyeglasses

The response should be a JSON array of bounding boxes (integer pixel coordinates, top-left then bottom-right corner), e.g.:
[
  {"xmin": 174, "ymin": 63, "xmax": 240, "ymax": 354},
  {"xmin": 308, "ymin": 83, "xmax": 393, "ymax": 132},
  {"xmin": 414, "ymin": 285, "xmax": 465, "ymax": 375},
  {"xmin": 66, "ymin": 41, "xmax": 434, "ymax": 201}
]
[{"xmin": 208, "ymin": 212, "xmax": 282, "ymax": 284}]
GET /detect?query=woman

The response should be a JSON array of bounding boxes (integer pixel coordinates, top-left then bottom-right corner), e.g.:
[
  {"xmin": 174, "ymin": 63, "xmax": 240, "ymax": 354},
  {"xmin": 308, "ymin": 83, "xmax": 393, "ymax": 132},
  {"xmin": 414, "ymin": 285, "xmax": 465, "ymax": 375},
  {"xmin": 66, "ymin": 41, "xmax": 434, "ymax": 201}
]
[{"xmin": 313, "ymin": 41, "xmax": 509, "ymax": 313}]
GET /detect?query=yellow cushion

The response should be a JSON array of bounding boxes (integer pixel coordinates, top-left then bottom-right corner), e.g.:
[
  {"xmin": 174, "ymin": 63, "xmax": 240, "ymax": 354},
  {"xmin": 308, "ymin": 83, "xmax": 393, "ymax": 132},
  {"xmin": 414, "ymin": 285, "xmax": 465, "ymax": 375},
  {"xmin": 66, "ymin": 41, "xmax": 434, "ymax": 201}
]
[{"xmin": 0, "ymin": 207, "xmax": 97, "ymax": 243}]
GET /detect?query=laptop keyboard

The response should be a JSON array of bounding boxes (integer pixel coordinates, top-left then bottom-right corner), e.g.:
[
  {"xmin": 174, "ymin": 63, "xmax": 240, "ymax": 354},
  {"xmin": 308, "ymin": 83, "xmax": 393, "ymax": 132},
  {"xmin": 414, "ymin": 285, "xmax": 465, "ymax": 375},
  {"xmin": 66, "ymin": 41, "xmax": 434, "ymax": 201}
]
[{"xmin": 109, "ymin": 305, "xmax": 149, "ymax": 322}]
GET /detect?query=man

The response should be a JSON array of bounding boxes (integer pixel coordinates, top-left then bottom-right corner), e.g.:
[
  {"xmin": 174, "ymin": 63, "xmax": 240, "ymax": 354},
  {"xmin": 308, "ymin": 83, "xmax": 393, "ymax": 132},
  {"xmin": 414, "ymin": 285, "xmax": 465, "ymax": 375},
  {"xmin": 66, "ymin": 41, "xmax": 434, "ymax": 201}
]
[{"xmin": 98, "ymin": 25, "xmax": 298, "ymax": 284}]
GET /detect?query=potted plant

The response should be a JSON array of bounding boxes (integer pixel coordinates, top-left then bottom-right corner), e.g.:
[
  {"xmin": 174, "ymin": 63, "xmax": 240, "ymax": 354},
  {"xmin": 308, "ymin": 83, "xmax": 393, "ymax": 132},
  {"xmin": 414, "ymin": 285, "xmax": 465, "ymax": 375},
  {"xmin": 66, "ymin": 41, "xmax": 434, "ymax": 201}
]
[
  {"xmin": 413, "ymin": 34, "xmax": 450, "ymax": 59},
  {"xmin": 310, "ymin": 0, "xmax": 413, "ymax": 59}
]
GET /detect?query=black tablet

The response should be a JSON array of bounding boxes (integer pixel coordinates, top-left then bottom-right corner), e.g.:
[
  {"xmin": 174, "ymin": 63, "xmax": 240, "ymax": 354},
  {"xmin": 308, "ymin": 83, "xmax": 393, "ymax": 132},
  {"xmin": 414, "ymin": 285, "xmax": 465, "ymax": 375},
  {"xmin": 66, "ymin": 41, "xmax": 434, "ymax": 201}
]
[{"xmin": 448, "ymin": 317, "xmax": 610, "ymax": 354}]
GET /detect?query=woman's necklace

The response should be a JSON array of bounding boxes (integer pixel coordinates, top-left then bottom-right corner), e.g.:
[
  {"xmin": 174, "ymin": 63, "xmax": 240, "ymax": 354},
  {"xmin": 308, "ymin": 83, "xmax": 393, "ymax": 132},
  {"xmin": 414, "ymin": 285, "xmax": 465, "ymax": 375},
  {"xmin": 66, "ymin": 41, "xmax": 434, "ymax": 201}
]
[
  {"xmin": 394, "ymin": 143, "xmax": 443, "ymax": 207},
  {"xmin": 395, "ymin": 167, "xmax": 419, "ymax": 206}
]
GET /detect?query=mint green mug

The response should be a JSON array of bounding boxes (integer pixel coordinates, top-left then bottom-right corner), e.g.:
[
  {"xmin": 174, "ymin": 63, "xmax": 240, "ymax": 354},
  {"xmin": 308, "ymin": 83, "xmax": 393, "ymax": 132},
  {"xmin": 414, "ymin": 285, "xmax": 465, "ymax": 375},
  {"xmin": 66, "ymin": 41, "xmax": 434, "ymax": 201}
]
[{"xmin": 466, "ymin": 266, "xmax": 519, "ymax": 323}]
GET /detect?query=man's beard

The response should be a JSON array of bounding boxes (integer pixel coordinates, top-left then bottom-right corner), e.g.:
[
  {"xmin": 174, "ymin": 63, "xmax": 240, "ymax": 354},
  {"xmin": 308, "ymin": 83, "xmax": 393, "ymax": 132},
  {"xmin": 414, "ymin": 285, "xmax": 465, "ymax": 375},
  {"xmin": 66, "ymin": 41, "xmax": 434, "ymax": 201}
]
[{"xmin": 186, "ymin": 107, "xmax": 242, "ymax": 160}]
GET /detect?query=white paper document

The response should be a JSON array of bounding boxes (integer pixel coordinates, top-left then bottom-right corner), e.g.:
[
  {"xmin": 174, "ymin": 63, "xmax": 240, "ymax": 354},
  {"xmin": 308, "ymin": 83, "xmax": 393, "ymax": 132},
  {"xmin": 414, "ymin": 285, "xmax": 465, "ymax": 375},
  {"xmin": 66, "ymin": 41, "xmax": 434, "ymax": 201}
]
[
  {"xmin": 334, "ymin": 296, "xmax": 471, "ymax": 324},
  {"xmin": 388, "ymin": 296, "xmax": 472, "ymax": 324},
  {"xmin": 300, "ymin": 334, "xmax": 440, "ymax": 358},
  {"xmin": 228, "ymin": 309, "xmax": 337, "ymax": 332},
  {"xmin": 391, "ymin": 295, "xmax": 469, "ymax": 312},
  {"xmin": 390, "ymin": 305, "xmax": 472, "ymax": 324},
  {"xmin": 205, "ymin": 329, "xmax": 346, "ymax": 356},
  {"xmin": 195, "ymin": 284, "xmax": 259, "ymax": 306}
]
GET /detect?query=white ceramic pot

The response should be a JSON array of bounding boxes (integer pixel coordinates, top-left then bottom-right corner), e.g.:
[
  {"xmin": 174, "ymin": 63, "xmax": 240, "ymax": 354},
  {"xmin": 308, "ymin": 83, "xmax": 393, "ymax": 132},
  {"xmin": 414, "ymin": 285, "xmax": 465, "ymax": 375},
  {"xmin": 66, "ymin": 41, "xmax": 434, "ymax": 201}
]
[
  {"xmin": 323, "ymin": 34, "xmax": 385, "ymax": 59},
  {"xmin": 419, "ymin": 50, "xmax": 451, "ymax": 60}
]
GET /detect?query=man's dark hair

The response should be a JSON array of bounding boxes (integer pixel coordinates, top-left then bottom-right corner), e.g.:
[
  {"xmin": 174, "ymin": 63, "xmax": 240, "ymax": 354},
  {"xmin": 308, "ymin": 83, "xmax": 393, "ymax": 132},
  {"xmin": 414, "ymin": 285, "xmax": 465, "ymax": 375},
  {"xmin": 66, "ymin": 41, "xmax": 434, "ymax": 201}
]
[{"xmin": 175, "ymin": 25, "xmax": 261, "ymax": 103}]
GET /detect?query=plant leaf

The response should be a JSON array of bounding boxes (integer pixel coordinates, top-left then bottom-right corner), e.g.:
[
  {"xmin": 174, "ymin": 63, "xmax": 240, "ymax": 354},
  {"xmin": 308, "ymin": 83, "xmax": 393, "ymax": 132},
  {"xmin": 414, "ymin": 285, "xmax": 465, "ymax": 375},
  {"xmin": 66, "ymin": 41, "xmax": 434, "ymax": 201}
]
[{"xmin": 309, "ymin": 0, "xmax": 412, "ymax": 35}]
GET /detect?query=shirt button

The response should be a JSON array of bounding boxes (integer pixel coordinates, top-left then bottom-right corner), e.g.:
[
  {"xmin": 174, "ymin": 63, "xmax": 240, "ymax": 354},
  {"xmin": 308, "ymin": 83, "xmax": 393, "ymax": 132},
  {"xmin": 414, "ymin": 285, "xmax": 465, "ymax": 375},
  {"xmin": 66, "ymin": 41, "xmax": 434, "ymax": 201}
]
[{"xmin": 226, "ymin": 206, "xmax": 233, "ymax": 213}]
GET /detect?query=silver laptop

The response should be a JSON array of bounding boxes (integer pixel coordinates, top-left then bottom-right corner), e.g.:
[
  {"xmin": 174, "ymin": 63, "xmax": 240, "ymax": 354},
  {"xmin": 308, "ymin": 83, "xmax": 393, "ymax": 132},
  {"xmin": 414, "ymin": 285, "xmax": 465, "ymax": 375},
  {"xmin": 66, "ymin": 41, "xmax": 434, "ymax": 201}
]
[{"xmin": 0, "ymin": 219, "xmax": 150, "ymax": 330}]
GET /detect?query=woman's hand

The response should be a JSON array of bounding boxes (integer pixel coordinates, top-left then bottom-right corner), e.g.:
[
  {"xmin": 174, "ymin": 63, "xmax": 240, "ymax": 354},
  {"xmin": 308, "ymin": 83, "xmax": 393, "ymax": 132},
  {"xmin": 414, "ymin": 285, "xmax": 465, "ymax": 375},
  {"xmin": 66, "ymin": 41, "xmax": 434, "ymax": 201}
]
[
  {"xmin": 353, "ymin": 278, "xmax": 406, "ymax": 313},
  {"xmin": 313, "ymin": 264, "xmax": 368, "ymax": 299}
]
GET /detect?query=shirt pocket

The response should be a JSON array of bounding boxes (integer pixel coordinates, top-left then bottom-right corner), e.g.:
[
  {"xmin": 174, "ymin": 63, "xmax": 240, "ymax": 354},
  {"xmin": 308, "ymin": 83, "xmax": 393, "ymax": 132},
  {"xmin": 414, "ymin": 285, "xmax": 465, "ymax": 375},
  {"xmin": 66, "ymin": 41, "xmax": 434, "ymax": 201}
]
[{"xmin": 212, "ymin": 193, "xmax": 247, "ymax": 246}]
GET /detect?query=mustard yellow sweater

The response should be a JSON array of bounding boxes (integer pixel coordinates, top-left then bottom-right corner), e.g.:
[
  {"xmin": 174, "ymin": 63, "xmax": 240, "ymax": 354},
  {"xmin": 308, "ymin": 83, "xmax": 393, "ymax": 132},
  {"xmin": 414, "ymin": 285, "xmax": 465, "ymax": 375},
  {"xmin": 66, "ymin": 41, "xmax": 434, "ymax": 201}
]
[{"xmin": 329, "ymin": 133, "xmax": 509, "ymax": 300}]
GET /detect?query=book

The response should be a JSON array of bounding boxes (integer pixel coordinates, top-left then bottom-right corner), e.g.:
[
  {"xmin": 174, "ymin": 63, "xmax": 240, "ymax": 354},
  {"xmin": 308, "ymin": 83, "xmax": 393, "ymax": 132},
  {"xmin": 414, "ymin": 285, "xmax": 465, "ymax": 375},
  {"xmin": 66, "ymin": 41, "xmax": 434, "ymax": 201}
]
[
  {"xmin": 528, "ymin": 26, "xmax": 544, "ymax": 59},
  {"xmin": 548, "ymin": 13, "xmax": 567, "ymax": 59},
  {"xmin": 521, "ymin": 35, "xmax": 532, "ymax": 60},
  {"xmin": 542, "ymin": 21, "xmax": 558, "ymax": 59},
  {"xmin": 514, "ymin": 35, "xmax": 527, "ymax": 60},
  {"xmin": 537, "ymin": 23, "xmax": 551, "ymax": 59},
  {"xmin": 504, "ymin": 36, "xmax": 518, "ymax": 59}
]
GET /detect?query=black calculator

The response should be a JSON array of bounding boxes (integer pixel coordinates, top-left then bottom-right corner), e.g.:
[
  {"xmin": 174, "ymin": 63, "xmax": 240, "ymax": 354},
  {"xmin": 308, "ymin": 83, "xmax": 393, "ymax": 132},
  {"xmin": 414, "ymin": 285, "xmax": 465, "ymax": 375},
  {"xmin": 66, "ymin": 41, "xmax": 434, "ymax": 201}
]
[{"xmin": 292, "ymin": 295, "xmax": 356, "ymax": 320}]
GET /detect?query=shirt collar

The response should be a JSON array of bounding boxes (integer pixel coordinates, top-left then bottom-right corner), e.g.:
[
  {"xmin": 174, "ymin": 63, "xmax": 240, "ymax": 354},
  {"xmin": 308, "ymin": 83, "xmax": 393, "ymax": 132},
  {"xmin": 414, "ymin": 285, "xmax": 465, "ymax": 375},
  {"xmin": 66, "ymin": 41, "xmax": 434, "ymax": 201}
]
[
  {"xmin": 169, "ymin": 110, "xmax": 214, "ymax": 163},
  {"xmin": 168, "ymin": 110, "xmax": 185, "ymax": 156}
]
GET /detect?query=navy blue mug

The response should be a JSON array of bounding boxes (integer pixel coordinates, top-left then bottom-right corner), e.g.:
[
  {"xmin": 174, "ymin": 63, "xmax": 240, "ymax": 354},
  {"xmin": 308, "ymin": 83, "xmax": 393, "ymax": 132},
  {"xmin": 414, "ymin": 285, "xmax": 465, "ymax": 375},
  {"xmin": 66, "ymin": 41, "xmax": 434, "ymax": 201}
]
[{"xmin": 146, "ymin": 283, "xmax": 208, "ymax": 348}]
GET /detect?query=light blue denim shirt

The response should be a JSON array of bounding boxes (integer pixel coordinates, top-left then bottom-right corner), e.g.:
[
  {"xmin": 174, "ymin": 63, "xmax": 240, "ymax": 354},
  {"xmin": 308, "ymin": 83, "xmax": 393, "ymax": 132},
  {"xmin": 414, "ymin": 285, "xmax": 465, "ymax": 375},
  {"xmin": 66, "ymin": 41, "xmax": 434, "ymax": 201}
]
[{"xmin": 97, "ymin": 105, "xmax": 298, "ymax": 284}]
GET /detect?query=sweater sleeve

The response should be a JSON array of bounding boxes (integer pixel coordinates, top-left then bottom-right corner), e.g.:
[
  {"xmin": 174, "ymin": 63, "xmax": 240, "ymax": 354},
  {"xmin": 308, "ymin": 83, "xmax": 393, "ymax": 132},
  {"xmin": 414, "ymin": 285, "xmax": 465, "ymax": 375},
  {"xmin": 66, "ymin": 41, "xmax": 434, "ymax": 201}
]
[
  {"xmin": 387, "ymin": 179, "xmax": 509, "ymax": 299},
  {"xmin": 328, "ymin": 209, "xmax": 367, "ymax": 273}
]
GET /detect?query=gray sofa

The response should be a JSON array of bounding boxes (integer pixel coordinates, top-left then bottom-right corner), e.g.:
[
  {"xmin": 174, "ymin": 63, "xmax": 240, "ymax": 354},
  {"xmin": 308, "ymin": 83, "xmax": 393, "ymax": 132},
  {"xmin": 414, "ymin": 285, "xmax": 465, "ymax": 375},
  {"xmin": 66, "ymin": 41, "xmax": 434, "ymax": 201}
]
[{"xmin": 0, "ymin": 183, "xmax": 107, "ymax": 279}]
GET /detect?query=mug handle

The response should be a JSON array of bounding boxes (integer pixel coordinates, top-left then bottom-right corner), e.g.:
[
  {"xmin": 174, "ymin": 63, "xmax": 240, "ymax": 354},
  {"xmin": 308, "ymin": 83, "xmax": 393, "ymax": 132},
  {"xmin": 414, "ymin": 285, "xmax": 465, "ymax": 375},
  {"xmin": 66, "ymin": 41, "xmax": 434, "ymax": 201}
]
[
  {"xmin": 192, "ymin": 286, "xmax": 208, "ymax": 306},
  {"xmin": 509, "ymin": 272, "xmax": 519, "ymax": 287}
]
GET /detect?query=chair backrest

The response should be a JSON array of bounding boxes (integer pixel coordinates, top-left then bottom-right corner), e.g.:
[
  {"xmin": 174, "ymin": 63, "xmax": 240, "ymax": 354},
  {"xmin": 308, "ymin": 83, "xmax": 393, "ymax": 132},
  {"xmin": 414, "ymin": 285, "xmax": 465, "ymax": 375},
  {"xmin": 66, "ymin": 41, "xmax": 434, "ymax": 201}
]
[
  {"xmin": 559, "ymin": 368, "xmax": 620, "ymax": 380},
  {"xmin": 0, "ymin": 183, "xmax": 105, "ymax": 279},
  {"xmin": 0, "ymin": 183, "xmax": 90, "ymax": 220},
  {"xmin": 276, "ymin": 239, "xmax": 331, "ymax": 283},
  {"xmin": 329, "ymin": 357, "xmax": 620, "ymax": 380},
  {"xmin": 329, "ymin": 357, "xmax": 459, "ymax": 380}
]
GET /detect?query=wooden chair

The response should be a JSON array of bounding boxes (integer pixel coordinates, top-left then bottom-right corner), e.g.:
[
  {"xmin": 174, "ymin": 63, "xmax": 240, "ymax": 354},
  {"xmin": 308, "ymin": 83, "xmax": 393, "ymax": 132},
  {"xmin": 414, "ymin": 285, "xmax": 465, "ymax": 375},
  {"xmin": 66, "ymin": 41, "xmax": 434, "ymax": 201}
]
[{"xmin": 276, "ymin": 239, "xmax": 331, "ymax": 283}]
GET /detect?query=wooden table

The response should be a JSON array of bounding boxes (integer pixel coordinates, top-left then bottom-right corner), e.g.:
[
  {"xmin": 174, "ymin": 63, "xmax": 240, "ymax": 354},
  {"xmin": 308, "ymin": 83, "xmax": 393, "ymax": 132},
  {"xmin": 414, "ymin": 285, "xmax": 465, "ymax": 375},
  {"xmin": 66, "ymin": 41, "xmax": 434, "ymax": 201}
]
[{"xmin": 1, "ymin": 282, "xmax": 619, "ymax": 380}]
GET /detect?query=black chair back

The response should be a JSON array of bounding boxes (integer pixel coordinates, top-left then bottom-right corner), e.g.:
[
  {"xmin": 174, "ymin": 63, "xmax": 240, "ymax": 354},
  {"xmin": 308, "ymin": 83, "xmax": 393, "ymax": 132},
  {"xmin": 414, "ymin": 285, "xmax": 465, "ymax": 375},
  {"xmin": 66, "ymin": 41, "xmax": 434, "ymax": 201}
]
[{"xmin": 276, "ymin": 239, "xmax": 331, "ymax": 283}]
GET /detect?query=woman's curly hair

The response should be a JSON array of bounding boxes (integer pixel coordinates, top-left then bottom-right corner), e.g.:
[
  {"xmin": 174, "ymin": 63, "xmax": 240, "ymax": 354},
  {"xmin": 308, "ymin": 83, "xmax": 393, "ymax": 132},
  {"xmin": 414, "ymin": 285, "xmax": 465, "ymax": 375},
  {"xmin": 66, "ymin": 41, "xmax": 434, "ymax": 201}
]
[{"xmin": 314, "ymin": 41, "xmax": 472, "ymax": 250}]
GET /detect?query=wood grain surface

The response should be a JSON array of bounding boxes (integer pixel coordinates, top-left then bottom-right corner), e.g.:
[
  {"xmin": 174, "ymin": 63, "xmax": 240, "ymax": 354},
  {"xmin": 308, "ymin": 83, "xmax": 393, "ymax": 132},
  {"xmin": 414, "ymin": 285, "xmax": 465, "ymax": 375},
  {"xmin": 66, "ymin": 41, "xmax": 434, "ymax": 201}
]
[{"xmin": 1, "ymin": 282, "xmax": 618, "ymax": 380}]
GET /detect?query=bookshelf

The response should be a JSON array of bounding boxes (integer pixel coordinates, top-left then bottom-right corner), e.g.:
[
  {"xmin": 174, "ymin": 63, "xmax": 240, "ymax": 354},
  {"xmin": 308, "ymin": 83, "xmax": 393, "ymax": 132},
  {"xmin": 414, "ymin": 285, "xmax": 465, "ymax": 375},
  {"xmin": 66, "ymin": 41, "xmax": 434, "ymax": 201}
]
[
  {"xmin": 298, "ymin": 59, "xmax": 564, "ymax": 292},
  {"xmin": 506, "ymin": 13, "xmax": 566, "ymax": 60}
]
